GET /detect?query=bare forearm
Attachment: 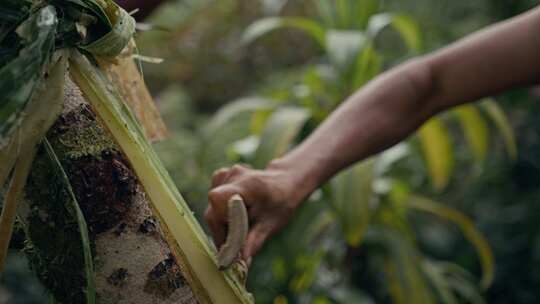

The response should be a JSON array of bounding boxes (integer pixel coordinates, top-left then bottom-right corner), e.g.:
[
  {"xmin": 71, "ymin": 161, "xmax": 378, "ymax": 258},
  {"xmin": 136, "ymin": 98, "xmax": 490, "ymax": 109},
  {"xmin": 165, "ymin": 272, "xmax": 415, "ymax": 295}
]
[
  {"xmin": 270, "ymin": 7, "xmax": 540, "ymax": 203},
  {"xmin": 270, "ymin": 59, "xmax": 438, "ymax": 201},
  {"xmin": 206, "ymin": 6, "xmax": 540, "ymax": 259}
]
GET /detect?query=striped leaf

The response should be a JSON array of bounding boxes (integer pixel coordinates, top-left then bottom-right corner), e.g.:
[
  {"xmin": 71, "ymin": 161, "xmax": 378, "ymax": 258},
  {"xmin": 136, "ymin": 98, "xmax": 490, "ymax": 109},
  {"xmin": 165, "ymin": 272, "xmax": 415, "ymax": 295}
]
[
  {"xmin": 252, "ymin": 107, "xmax": 310, "ymax": 168},
  {"xmin": 418, "ymin": 117, "xmax": 454, "ymax": 191},
  {"xmin": 408, "ymin": 196, "xmax": 495, "ymax": 289},
  {"xmin": 330, "ymin": 160, "xmax": 374, "ymax": 247},
  {"xmin": 242, "ymin": 17, "xmax": 326, "ymax": 47},
  {"xmin": 481, "ymin": 99, "xmax": 517, "ymax": 160},
  {"xmin": 454, "ymin": 105, "xmax": 489, "ymax": 163}
]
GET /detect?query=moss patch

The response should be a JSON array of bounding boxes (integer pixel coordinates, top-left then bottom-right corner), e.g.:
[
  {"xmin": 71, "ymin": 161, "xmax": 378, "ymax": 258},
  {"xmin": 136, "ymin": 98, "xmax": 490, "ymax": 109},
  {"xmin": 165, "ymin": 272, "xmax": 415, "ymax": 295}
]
[{"xmin": 48, "ymin": 103, "xmax": 115, "ymax": 159}]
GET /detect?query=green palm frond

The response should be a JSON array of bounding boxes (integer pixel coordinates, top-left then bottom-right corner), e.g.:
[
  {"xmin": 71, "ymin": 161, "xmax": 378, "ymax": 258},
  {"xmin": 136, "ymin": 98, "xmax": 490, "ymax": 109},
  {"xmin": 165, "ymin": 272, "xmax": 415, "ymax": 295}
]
[
  {"xmin": 418, "ymin": 117, "xmax": 454, "ymax": 191},
  {"xmin": 0, "ymin": 5, "xmax": 57, "ymax": 142},
  {"xmin": 330, "ymin": 160, "xmax": 374, "ymax": 247},
  {"xmin": 252, "ymin": 107, "xmax": 310, "ymax": 168},
  {"xmin": 407, "ymin": 196, "xmax": 495, "ymax": 289}
]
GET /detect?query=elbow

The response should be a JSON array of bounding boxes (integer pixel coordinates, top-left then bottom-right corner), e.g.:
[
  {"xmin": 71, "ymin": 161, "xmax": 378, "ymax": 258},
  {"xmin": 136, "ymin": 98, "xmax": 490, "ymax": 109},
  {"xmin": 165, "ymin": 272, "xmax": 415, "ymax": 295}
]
[{"xmin": 401, "ymin": 56, "xmax": 443, "ymax": 115}]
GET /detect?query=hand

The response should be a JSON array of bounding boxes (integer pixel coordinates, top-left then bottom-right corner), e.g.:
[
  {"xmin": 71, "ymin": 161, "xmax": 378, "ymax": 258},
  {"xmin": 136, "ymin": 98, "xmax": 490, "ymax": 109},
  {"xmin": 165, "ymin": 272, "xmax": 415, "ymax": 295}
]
[{"xmin": 205, "ymin": 163, "xmax": 308, "ymax": 261}]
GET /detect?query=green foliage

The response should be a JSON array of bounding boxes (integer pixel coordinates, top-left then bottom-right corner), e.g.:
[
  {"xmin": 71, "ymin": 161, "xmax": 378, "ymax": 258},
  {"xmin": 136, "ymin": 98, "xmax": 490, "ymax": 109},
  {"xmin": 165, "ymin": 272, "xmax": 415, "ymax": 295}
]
[
  {"xmin": 43, "ymin": 139, "xmax": 96, "ymax": 304},
  {"xmin": 0, "ymin": 0, "xmax": 138, "ymax": 162},
  {"xmin": 136, "ymin": 1, "xmax": 538, "ymax": 303},
  {"xmin": 330, "ymin": 161, "xmax": 373, "ymax": 247},
  {"xmin": 0, "ymin": 5, "xmax": 57, "ymax": 141},
  {"xmin": 454, "ymin": 105, "xmax": 489, "ymax": 163},
  {"xmin": 407, "ymin": 196, "xmax": 494, "ymax": 289},
  {"xmin": 202, "ymin": 0, "xmax": 518, "ymax": 302},
  {"xmin": 252, "ymin": 107, "xmax": 310, "ymax": 168},
  {"xmin": 481, "ymin": 98, "xmax": 517, "ymax": 160},
  {"xmin": 418, "ymin": 118, "xmax": 454, "ymax": 190}
]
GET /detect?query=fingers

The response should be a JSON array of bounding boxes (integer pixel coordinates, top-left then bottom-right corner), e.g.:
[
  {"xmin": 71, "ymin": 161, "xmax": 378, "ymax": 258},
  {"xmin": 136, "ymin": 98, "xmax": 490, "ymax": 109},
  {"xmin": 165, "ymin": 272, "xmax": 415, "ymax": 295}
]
[
  {"xmin": 208, "ymin": 164, "xmax": 269, "ymax": 260},
  {"xmin": 207, "ymin": 184, "xmax": 244, "ymax": 247},
  {"xmin": 208, "ymin": 185, "xmax": 241, "ymax": 220},
  {"xmin": 211, "ymin": 164, "xmax": 251, "ymax": 188},
  {"xmin": 211, "ymin": 168, "xmax": 230, "ymax": 188},
  {"xmin": 204, "ymin": 206, "xmax": 226, "ymax": 247}
]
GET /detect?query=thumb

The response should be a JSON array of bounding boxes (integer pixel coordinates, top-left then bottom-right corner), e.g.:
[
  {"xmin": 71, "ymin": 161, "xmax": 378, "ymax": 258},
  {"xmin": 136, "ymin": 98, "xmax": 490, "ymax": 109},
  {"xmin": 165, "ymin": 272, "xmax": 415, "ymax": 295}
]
[
  {"xmin": 242, "ymin": 223, "xmax": 270, "ymax": 259},
  {"xmin": 208, "ymin": 184, "xmax": 243, "ymax": 221}
]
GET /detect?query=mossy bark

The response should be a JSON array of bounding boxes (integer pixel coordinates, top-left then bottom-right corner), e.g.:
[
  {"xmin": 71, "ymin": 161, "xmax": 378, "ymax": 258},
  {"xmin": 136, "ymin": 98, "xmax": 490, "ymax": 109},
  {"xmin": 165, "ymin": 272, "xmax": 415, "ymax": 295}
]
[{"xmin": 19, "ymin": 78, "xmax": 197, "ymax": 304}]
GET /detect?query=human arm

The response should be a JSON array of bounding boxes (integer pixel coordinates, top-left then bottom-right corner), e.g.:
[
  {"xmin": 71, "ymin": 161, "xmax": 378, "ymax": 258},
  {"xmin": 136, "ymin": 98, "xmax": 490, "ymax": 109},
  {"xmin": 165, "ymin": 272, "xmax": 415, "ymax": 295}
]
[{"xmin": 206, "ymin": 6, "xmax": 540, "ymax": 260}]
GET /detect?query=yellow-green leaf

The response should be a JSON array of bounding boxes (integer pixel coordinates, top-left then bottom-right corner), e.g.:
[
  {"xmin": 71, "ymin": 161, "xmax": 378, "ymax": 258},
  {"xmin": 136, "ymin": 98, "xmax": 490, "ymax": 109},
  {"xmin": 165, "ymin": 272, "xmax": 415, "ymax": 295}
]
[
  {"xmin": 481, "ymin": 99, "xmax": 517, "ymax": 160},
  {"xmin": 408, "ymin": 196, "xmax": 495, "ymax": 289},
  {"xmin": 374, "ymin": 229, "xmax": 437, "ymax": 304},
  {"xmin": 253, "ymin": 107, "xmax": 310, "ymax": 168},
  {"xmin": 326, "ymin": 29, "xmax": 367, "ymax": 69},
  {"xmin": 421, "ymin": 260, "xmax": 458, "ymax": 304},
  {"xmin": 0, "ymin": 53, "xmax": 67, "ymax": 273},
  {"xmin": 352, "ymin": 43, "xmax": 382, "ymax": 89},
  {"xmin": 390, "ymin": 14, "xmax": 423, "ymax": 52},
  {"xmin": 204, "ymin": 97, "xmax": 274, "ymax": 136},
  {"xmin": 418, "ymin": 117, "xmax": 453, "ymax": 191},
  {"xmin": 242, "ymin": 17, "xmax": 326, "ymax": 47},
  {"xmin": 454, "ymin": 105, "xmax": 489, "ymax": 162},
  {"xmin": 367, "ymin": 13, "xmax": 422, "ymax": 53},
  {"xmin": 330, "ymin": 160, "xmax": 373, "ymax": 247}
]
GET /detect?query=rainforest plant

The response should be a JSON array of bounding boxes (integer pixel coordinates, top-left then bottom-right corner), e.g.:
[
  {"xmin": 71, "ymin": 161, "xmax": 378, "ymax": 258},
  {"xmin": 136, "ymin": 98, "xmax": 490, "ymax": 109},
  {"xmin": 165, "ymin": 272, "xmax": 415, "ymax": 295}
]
[
  {"xmin": 203, "ymin": 0, "xmax": 516, "ymax": 303},
  {"xmin": 0, "ymin": 1, "xmax": 252, "ymax": 303}
]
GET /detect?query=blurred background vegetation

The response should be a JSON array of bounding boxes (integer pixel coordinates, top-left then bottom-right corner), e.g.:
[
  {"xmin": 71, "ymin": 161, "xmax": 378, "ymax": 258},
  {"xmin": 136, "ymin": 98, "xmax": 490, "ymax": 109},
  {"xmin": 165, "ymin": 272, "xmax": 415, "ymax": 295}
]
[{"xmin": 4, "ymin": 0, "xmax": 540, "ymax": 303}]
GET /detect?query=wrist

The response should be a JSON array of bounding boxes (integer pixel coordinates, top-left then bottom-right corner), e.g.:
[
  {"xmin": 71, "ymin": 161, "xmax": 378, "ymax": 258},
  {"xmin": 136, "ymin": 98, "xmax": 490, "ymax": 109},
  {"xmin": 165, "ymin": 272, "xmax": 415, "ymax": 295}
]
[{"xmin": 266, "ymin": 157, "xmax": 321, "ymax": 208}]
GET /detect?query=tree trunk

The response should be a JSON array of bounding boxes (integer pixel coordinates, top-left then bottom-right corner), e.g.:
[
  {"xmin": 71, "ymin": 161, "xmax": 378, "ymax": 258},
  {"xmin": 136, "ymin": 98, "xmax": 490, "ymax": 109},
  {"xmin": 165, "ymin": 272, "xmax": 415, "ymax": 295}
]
[{"xmin": 18, "ymin": 77, "xmax": 198, "ymax": 304}]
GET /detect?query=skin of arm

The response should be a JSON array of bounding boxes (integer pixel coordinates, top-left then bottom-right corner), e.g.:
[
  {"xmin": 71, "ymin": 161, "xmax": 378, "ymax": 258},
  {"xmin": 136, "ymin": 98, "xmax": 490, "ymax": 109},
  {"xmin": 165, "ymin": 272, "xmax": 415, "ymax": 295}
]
[{"xmin": 205, "ymin": 6, "xmax": 540, "ymax": 261}]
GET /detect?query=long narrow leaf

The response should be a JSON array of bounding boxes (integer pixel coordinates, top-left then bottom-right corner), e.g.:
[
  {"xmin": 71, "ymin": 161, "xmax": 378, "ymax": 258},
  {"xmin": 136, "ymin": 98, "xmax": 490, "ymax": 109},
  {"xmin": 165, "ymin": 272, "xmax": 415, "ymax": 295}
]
[
  {"xmin": 0, "ymin": 51, "xmax": 66, "ymax": 191},
  {"xmin": 242, "ymin": 17, "xmax": 326, "ymax": 47},
  {"xmin": 442, "ymin": 263, "xmax": 486, "ymax": 304},
  {"xmin": 454, "ymin": 105, "xmax": 489, "ymax": 163},
  {"xmin": 325, "ymin": 29, "xmax": 367, "ymax": 70},
  {"xmin": 421, "ymin": 260, "xmax": 458, "ymax": 304},
  {"xmin": 0, "ymin": 53, "xmax": 66, "ymax": 270},
  {"xmin": 335, "ymin": 0, "xmax": 352, "ymax": 29},
  {"xmin": 330, "ymin": 160, "xmax": 373, "ymax": 247},
  {"xmin": 352, "ymin": 43, "xmax": 382, "ymax": 89},
  {"xmin": 481, "ymin": 99, "xmax": 517, "ymax": 160},
  {"xmin": 252, "ymin": 107, "xmax": 310, "ymax": 168},
  {"xmin": 352, "ymin": 0, "xmax": 379, "ymax": 30},
  {"xmin": 408, "ymin": 196, "xmax": 495, "ymax": 289},
  {"xmin": 417, "ymin": 117, "xmax": 454, "ymax": 191},
  {"xmin": 0, "ymin": 145, "xmax": 37, "ymax": 272},
  {"xmin": 314, "ymin": 0, "xmax": 336, "ymax": 28},
  {"xmin": 370, "ymin": 229, "xmax": 436, "ymax": 304},
  {"xmin": 204, "ymin": 97, "xmax": 275, "ymax": 136},
  {"xmin": 0, "ymin": 5, "xmax": 57, "ymax": 142},
  {"xmin": 43, "ymin": 139, "xmax": 96, "ymax": 304},
  {"xmin": 367, "ymin": 13, "xmax": 422, "ymax": 52}
]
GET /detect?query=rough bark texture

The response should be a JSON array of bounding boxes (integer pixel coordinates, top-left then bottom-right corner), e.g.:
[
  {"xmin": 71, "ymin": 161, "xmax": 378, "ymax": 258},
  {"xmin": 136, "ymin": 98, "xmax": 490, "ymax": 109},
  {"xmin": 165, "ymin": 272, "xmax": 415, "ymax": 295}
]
[{"xmin": 19, "ymin": 78, "xmax": 197, "ymax": 304}]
